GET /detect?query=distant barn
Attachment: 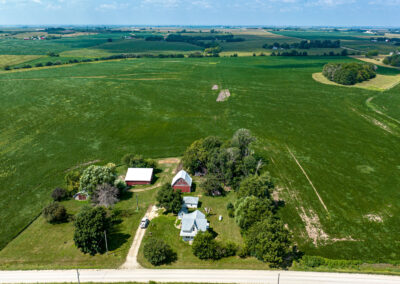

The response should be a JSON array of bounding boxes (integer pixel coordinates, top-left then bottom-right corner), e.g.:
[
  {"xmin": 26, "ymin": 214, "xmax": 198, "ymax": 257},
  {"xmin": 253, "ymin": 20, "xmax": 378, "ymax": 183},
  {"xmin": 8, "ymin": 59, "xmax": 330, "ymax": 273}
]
[
  {"xmin": 171, "ymin": 170, "xmax": 192, "ymax": 193},
  {"xmin": 125, "ymin": 168, "xmax": 153, "ymax": 186}
]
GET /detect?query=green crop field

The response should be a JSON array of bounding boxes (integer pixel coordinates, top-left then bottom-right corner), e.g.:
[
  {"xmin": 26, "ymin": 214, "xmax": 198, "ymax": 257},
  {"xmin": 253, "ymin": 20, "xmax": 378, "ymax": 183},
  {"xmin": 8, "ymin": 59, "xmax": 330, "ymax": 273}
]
[{"xmin": 0, "ymin": 55, "xmax": 400, "ymax": 266}]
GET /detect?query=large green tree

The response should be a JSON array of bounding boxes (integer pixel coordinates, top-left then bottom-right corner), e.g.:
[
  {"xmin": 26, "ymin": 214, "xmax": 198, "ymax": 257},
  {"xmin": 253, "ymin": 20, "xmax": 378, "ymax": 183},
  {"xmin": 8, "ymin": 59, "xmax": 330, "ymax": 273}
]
[
  {"xmin": 192, "ymin": 231, "xmax": 221, "ymax": 260},
  {"xmin": 144, "ymin": 238, "xmax": 177, "ymax": 266},
  {"xmin": 73, "ymin": 206, "xmax": 111, "ymax": 255},
  {"xmin": 79, "ymin": 165, "xmax": 116, "ymax": 195},
  {"xmin": 156, "ymin": 184, "xmax": 182, "ymax": 214},
  {"xmin": 237, "ymin": 173, "xmax": 274, "ymax": 200},
  {"xmin": 245, "ymin": 217, "xmax": 292, "ymax": 267},
  {"xmin": 235, "ymin": 196, "xmax": 272, "ymax": 231}
]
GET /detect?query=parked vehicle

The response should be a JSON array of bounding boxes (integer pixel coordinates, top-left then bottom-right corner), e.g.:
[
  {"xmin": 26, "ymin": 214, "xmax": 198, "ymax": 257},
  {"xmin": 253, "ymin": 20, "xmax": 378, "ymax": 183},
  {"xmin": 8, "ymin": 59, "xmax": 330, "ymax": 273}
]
[{"xmin": 140, "ymin": 217, "xmax": 149, "ymax": 229}]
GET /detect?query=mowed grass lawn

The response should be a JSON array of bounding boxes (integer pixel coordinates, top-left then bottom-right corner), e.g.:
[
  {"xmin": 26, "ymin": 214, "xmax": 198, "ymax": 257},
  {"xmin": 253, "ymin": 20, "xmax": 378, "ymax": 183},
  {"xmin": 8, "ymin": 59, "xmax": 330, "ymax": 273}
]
[
  {"xmin": 0, "ymin": 56, "xmax": 400, "ymax": 263},
  {"xmin": 0, "ymin": 187, "xmax": 157, "ymax": 270}
]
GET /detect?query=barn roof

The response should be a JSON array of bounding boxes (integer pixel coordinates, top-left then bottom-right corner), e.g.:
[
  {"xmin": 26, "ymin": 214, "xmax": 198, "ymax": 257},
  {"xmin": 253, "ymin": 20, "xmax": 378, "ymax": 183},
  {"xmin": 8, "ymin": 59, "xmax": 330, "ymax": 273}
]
[
  {"xmin": 125, "ymin": 168, "xmax": 153, "ymax": 182},
  {"xmin": 171, "ymin": 170, "xmax": 192, "ymax": 187}
]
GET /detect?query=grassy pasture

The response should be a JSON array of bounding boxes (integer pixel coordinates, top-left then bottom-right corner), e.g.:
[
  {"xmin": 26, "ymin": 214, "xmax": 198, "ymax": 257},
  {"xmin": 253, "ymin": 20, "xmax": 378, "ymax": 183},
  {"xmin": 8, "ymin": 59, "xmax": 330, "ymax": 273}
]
[
  {"xmin": 0, "ymin": 56, "xmax": 399, "ymax": 265},
  {"xmin": 0, "ymin": 55, "xmax": 42, "ymax": 68}
]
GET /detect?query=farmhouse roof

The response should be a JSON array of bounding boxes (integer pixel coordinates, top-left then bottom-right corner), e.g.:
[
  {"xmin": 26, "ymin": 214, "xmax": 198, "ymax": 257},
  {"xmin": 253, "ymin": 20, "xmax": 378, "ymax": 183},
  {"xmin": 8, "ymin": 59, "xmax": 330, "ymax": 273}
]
[
  {"xmin": 180, "ymin": 210, "xmax": 208, "ymax": 237},
  {"xmin": 171, "ymin": 170, "xmax": 192, "ymax": 187},
  {"xmin": 125, "ymin": 168, "xmax": 153, "ymax": 182},
  {"xmin": 183, "ymin": 196, "xmax": 199, "ymax": 206}
]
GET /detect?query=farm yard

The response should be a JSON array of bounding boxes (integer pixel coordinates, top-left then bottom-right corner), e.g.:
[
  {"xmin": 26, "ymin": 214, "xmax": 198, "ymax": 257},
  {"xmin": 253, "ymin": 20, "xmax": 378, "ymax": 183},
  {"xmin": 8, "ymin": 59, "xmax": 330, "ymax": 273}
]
[{"xmin": 0, "ymin": 28, "xmax": 400, "ymax": 273}]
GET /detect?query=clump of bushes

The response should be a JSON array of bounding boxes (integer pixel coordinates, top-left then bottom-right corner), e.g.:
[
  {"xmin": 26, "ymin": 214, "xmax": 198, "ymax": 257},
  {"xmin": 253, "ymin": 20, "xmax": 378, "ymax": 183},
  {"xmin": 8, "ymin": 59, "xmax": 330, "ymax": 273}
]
[
  {"xmin": 322, "ymin": 62, "xmax": 376, "ymax": 85},
  {"xmin": 192, "ymin": 231, "xmax": 237, "ymax": 260},
  {"xmin": 383, "ymin": 54, "xmax": 400, "ymax": 67},
  {"xmin": 295, "ymin": 255, "xmax": 363, "ymax": 269},
  {"xmin": 43, "ymin": 202, "xmax": 68, "ymax": 223},
  {"xmin": 51, "ymin": 187, "xmax": 68, "ymax": 201},
  {"xmin": 156, "ymin": 184, "xmax": 182, "ymax": 214},
  {"xmin": 366, "ymin": 50, "xmax": 379, "ymax": 58},
  {"xmin": 144, "ymin": 238, "xmax": 177, "ymax": 265},
  {"xmin": 121, "ymin": 153, "xmax": 156, "ymax": 169}
]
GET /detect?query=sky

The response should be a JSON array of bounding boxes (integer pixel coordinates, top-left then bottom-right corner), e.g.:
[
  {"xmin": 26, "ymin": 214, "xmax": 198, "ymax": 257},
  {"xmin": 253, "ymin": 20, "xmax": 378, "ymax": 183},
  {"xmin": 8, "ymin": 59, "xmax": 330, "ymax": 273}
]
[{"xmin": 0, "ymin": 0, "xmax": 399, "ymax": 27}]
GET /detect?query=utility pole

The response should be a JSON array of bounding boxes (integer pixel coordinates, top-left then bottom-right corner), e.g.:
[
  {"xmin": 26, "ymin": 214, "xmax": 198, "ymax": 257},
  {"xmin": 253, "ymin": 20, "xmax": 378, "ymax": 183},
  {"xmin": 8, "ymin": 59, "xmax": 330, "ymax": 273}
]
[
  {"xmin": 104, "ymin": 230, "xmax": 108, "ymax": 254},
  {"xmin": 76, "ymin": 269, "xmax": 80, "ymax": 284},
  {"xmin": 136, "ymin": 195, "xmax": 139, "ymax": 212},
  {"xmin": 277, "ymin": 273, "xmax": 280, "ymax": 284}
]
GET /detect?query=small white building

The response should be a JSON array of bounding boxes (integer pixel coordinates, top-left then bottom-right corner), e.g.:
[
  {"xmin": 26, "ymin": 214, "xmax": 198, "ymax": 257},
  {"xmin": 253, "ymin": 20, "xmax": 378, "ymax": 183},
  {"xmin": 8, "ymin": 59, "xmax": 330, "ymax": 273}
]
[{"xmin": 182, "ymin": 196, "xmax": 199, "ymax": 209}]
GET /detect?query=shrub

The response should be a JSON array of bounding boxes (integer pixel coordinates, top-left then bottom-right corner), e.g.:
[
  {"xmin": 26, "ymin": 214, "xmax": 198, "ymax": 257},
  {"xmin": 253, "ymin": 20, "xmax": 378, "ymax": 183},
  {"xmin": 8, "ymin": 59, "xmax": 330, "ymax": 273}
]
[
  {"xmin": 144, "ymin": 238, "xmax": 177, "ymax": 266},
  {"xmin": 114, "ymin": 179, "xmax": 127, "ymax": 191},
  {"xmin": 43, "ymin": 202, "xmax": 67, "ymax": 223},
  {"xmin": 366, "ymin": 50, "xmax": 379, "ymax": 58},
  {"xmin": 45, "ymin": 61, "xmax": 54, "ymax": 66},
  {"xmin": 227, "ymin": 202, "xmax": 234, "ymax": 218},
  {"xmin": 65, "ymin": 170, "xmax": 81, "ymax": 194},
  {"xmin": 35, "ymin": 62, "xmax": 43, "ymax": 67},
  {"xmin": 51, "ymin": 187, "xmax": 68, "ymax": 201},
  {"xmin": 73, "ymin": 206, "xmax": 110, "ymax": 255},
  {"xmin": 4, "ymin": 65, "xmax": 10, "ymax": 70}
]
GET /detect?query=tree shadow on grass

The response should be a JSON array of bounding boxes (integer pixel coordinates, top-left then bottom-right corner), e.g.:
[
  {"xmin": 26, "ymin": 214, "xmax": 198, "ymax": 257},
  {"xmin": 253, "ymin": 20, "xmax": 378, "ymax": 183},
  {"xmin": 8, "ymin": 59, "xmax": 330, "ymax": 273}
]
[
  {"xmin": 107, "ymin": 232, "xmax": 130, "ymax": 251},
  {"xmin": 119, "ymin": 190, "xmax": 133, "ymax": 201}
]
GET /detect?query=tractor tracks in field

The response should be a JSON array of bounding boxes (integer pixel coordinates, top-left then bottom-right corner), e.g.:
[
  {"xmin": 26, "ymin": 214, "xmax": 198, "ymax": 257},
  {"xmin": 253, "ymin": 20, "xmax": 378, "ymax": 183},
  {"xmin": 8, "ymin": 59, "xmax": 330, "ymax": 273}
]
[{"xmin": 286, "ymin": 146, "xmax": 329, "ymax": 213}]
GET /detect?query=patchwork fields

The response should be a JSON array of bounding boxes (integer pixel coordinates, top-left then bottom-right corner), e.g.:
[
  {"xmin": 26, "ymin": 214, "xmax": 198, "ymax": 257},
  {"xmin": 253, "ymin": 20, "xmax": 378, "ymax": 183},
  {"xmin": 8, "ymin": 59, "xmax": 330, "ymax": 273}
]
[{"xmin": 0, "ymin": 55, "xmax": 400, "ymax": 264}]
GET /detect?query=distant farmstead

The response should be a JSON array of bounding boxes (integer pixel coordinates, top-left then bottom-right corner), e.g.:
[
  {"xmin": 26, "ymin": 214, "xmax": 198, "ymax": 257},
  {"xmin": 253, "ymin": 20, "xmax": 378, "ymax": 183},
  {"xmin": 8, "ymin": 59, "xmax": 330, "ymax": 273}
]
[
  {"xmin": 171, "ymin": 170, "xmax": 192, "ymax": 193},
  {"xmin": 125, "ymin": 168, "xmax": 153, "ymax": 186}
]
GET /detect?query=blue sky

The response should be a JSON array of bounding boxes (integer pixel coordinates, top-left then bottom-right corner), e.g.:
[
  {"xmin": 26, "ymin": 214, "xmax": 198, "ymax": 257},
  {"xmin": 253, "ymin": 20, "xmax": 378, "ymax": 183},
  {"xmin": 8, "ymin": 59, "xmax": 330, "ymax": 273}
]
[{"xmin": 0, "ymin": 0, "xmax": 399, "ymax": 26}]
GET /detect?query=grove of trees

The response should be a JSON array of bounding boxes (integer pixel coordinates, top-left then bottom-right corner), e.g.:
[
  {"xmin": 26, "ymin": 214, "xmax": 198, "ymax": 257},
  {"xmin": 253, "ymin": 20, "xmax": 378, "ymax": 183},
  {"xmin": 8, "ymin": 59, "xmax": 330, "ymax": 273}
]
[
  {"xmin": 263, "ymin": 40, "xmax": 340, "ymax": 50},
  {"xmin": 322, "ymin": 62, "xmax": 376, "ymax": 85},
  {"xmin": 383, "ymin": 54, "xmax": 400, "ymax": 67}
]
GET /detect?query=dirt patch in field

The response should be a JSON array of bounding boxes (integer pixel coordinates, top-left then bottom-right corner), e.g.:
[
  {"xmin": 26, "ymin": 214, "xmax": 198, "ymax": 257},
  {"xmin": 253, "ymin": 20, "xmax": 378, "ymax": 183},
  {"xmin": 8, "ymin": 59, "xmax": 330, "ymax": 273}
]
[
  {"xmin": 212, "ymin": 84, "xmax": 219, "ymax": 90},
  {"xmin": 217, "ymin": 89, "xmax": 231, "ymax": 102},
  {"xmin": 298, "ymin": 207, "xmax": 328, "ymax": 246},
  {"xmin": 158, "ymin": 158, "xmax": 181, "ymax": 164},
  {"xmin": 364, "ymin": 214, "xmax": 383, "ymax": 223}
]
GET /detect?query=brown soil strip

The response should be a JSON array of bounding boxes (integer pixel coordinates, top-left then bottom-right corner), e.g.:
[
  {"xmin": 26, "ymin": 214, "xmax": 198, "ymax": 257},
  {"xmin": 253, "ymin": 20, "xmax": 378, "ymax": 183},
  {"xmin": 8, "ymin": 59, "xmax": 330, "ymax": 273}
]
[{"xmin": 65, "ymin": 159, "xmax": 101, "ymax": 173}]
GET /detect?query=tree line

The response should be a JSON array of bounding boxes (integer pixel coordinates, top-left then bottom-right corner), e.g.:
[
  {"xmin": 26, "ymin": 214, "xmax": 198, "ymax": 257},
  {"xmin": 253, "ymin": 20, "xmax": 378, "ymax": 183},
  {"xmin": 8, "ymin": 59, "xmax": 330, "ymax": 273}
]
[{"xmin": 263, "ymin": 40, "xmax": 341, "ymax": 50}]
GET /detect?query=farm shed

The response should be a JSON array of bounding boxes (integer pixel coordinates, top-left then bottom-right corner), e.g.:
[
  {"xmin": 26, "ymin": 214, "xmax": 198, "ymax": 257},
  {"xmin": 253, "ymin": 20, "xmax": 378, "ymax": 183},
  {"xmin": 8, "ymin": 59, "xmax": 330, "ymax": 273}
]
[
  {"xmin": 183, "ymin": 196, "xmax": 199, "ymax": 208},
  {"xmin": 125, "ymin": 168, "xmax": 153, "ymax": 186},
  {"xmin": 171, "ymin": 170, "xmax": 192, "ymax": 193}
]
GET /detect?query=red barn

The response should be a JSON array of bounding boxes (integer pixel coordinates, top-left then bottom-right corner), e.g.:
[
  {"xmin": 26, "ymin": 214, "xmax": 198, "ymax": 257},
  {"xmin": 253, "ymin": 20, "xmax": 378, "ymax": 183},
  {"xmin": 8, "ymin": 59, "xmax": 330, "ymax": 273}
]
[
  {"xmin": 125, "ymin": 168, "xmax": 153, "ymax": 186},
  {"xmin": 171, "ymin": 170, "xmax": 192, "ymax": 193}
]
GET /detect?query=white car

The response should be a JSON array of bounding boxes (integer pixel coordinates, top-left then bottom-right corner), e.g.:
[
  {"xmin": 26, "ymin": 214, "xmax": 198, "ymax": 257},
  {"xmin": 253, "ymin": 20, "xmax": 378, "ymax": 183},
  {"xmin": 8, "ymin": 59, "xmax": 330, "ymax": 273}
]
[{"xmin": 140, "ymin": 217, "xmax": 149, "ymax": 229}]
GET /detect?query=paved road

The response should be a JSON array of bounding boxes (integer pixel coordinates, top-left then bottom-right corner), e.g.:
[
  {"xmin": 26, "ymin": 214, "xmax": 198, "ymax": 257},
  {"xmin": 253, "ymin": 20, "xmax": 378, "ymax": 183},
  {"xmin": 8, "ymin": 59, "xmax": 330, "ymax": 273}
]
[
  {"xmin": 121, "ymin": 205, "xmax": 159, "ymax": 269},
  {"xmin": 1, "ymin": 269, "xmax": 400, "ymax": 283}
]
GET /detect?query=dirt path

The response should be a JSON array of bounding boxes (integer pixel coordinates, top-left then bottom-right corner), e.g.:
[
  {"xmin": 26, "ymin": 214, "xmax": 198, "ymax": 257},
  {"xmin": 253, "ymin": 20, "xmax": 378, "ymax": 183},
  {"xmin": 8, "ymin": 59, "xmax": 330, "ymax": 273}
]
[
  {"xmin": 286, "ymin": 146, "xmax": 329, "ymax": 213},
  {"xmin": 121, "ymin": 205, "xmax": 159, "ymax": 269}
]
